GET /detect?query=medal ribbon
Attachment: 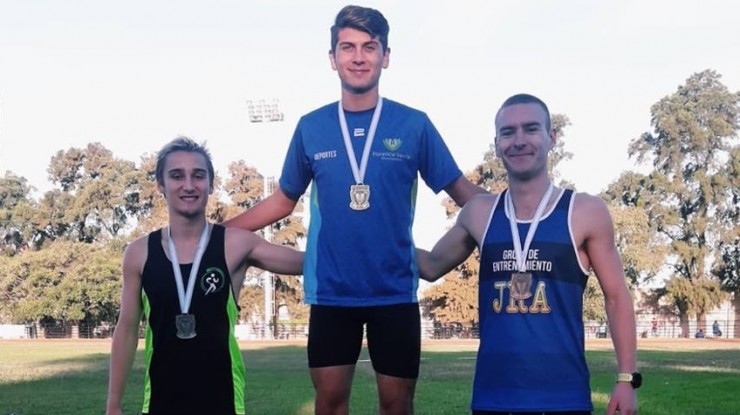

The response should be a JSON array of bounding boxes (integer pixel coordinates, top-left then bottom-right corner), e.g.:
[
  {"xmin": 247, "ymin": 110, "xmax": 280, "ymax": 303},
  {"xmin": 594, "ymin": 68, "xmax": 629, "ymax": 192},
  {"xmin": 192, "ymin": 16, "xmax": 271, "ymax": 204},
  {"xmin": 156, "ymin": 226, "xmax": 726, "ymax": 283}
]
[
  {"xmin": 167, "ymin": 223, "xmax": 210, "ymax": 314},
  {"xmin": 338, "ymin": 97, "xmax": 383, "ymax": 185},
  {"xmin": 504, "ymin": 184, "xmax": 554, "ymax": 273}
]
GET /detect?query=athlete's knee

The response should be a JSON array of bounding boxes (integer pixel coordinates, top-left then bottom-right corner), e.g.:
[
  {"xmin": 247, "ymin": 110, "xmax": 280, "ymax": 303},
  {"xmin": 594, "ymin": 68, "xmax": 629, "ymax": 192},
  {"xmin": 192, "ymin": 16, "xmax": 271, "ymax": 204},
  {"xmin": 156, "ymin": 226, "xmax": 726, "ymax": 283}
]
[
  {"xmin": 314, "ymin": 391, "xmax": 350, "ymax": 415},
  {"xmin": 378, "ymin": 394, "xmax": 414, "ymax": 415},
  {"xmin": 377, "ymin": 376, "xmax": 416, "ymax": 415}
]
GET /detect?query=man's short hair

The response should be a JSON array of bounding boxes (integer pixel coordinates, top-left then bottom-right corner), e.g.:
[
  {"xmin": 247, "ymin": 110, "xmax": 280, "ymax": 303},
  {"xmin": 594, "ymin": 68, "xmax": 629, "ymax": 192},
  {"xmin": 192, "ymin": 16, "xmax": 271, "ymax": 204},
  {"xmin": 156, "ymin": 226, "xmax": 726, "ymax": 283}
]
[
  {"xmin": 330, "ymin": 5, "xmax": 390, "ymax": 53},
  {"xmin": 155, "ymin": 136, "xmax": 214, "ymax": 187},
  {"xmin": 496, "ymin": 93, "xmax": 551, "ymax": 132}
]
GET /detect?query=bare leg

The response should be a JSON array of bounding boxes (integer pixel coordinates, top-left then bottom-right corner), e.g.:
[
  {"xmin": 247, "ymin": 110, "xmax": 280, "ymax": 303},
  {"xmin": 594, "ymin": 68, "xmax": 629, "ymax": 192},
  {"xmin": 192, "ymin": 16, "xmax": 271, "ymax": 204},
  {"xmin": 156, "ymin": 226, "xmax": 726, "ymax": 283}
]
[
  {"xmin": 376, "ymin": 373, "xmax": 417, "ymax": 415},
  {"xmin": 310, "ymin": 365, "xmax": 356, "ymax": 415}
]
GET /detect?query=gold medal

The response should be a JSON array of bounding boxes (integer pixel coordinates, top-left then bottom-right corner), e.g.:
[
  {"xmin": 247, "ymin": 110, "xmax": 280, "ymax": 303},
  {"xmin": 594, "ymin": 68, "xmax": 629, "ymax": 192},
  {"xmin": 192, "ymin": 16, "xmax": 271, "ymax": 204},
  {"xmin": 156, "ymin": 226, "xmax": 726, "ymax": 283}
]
[
  {"xmin": 349, "ymin": 184, "xmax": 370, "ymax": 210},
  {"xmin": 510, "ymin": 272, "xmax": 533, "ymax": 300}
]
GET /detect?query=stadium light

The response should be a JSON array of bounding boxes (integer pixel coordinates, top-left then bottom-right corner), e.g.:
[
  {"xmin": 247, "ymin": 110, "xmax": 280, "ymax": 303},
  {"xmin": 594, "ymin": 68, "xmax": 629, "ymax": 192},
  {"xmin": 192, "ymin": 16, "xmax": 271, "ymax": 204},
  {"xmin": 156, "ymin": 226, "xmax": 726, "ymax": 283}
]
[{"xmin": 248, "ymin": 99, "xmax": 283, "ymax": 339}]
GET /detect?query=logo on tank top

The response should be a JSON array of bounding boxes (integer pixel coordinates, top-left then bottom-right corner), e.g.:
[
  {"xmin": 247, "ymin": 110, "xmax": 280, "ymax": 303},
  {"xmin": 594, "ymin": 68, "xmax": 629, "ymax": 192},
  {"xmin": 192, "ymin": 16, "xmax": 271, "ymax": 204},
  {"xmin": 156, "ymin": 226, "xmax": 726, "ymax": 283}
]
[
  {"xmin": 200, "ymin": 267, "xmax": 226, "ymax": 296},
  {"xmin": 490, "ymin": 249, "xmax": 553, "ymax": 314}
]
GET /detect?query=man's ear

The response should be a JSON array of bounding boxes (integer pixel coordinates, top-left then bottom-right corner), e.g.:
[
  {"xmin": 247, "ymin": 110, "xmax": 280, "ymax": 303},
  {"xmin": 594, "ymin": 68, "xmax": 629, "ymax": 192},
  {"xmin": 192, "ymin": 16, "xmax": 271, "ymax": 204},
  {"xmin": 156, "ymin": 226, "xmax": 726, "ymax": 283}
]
[
  {"xmin": 329, "ymin": 50, "xmax": 337, "ymax": 71},
  {"xmin": 494, "ymin": 135, "xmax": 502, "ymax": 158},
  {"xmin": 548, "ymin": 128, "xmax": 556, "ymax": 150}
]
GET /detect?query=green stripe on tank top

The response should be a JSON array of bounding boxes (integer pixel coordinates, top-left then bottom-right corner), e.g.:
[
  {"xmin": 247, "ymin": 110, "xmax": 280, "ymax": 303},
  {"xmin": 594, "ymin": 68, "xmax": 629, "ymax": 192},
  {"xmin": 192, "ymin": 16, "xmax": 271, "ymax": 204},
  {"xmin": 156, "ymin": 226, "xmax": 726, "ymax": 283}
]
[
  {"xmin": 227, "ymin": 292, "xmax": 247, "ymax": 414},
  {"xmin": 141, "ymin": 292, "xmax": 153, "ymax": 414}
]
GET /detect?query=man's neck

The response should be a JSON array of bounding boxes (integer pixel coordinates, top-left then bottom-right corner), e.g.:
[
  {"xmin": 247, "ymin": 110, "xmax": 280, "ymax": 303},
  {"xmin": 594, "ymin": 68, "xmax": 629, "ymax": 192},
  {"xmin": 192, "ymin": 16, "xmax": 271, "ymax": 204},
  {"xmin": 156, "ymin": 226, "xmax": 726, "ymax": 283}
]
[
  {"xmin": 341, "ymin": 88, "xmax": 380, "ymax": 111},
  {"xmin": 507, "ymin": 176, "xmax": 554, "ymax": 220},
  {"xmin": 168, "ymin": 216, "xmax": 208, "ymax": 241}
]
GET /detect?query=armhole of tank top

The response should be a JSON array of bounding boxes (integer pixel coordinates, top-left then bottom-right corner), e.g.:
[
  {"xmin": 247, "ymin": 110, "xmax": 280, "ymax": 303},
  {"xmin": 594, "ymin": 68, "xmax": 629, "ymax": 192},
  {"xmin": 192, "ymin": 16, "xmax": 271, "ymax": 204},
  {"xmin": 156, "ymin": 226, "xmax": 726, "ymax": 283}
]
[
  {"xmin": 478, "ymin": 193, "xmax": 501, "ymax": 250},
  {"xmin": 567, "ymin": 191, "xmax": 590, "ymax": 276},
  {"xmin": 214, "ymin": 225, "xmax": 239, "ymax": 305},
  {"xmin": 145, "ymin": 229, "xmax": 162, "ymax": 268},
  {"xmin": 545, "ymin": 187, "xmax": 566, "ymax": 218}
]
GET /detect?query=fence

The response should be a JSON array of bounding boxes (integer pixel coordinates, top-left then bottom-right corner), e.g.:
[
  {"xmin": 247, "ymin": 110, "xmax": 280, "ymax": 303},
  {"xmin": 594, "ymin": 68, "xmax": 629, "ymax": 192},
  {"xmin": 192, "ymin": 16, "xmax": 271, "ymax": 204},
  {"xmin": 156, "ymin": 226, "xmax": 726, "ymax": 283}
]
[{"xmin": 3, "ymin": 319, "xmax": 737, "ymax": 340}]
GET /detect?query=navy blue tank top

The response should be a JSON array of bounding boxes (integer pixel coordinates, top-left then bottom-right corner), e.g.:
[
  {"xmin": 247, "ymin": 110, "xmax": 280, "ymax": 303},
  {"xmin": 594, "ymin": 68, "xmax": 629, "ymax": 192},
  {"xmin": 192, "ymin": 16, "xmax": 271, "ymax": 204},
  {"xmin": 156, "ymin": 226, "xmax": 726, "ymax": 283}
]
[{"xmin": 473, "ymin": 189, "xmax": 592, "ymax": 412}]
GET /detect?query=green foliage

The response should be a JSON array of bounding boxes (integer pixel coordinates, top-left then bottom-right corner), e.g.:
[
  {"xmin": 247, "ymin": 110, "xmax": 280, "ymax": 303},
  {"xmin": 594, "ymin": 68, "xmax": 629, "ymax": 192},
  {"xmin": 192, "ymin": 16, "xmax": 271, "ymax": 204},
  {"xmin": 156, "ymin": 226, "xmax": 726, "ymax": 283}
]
[
  {"xmin": 0, "ymin": 172, "xmax": 38, "ymax": 254},
  {"xmin": 608, "ymin": 205, "xmax": 667, "ymax": 286},
  {"xmin": 664, "ymin": 277, "xmax": 728, "ymax": 318},
  {"xmin": 0, "ymin": 240, "xmax": 122, "ymax": 324},
  {"xmin": 43, "ymin": 143, "xmax": 144, "ymax": 243},
  {"xmin": 583, "ymin": 276, "xmax": 607, "ymax": 322},
  {"xmin": 421, "ymin": 252, "xmax": 479, "ymax": 324},
  {"xmin": 606, "ymin": 69, "xmax": 739, "ymax": 330}
]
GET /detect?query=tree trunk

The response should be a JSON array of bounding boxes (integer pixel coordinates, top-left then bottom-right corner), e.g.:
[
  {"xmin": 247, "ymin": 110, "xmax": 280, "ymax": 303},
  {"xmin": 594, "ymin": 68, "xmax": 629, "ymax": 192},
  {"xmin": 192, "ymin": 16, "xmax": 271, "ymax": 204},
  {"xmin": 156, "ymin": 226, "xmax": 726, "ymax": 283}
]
[
  {"xmin": 679, "ymin": 312, "xmax": 690, "ymax": 338},
  {"xmin": 733, "ymin": 293, "xmax": 739, "ymax": 339},
  {"xmin": 696, "ymin": 312, "xmax": 706, "ymax": 335}
]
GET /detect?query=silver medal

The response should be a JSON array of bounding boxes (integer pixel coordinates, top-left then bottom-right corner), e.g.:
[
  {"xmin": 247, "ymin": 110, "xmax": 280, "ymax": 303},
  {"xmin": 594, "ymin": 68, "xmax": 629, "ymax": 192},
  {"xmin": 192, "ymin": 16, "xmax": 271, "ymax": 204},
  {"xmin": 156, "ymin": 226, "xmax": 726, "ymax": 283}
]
[
  {"xmin": 338, "ymin": 98, "xmax": 383, "ymax": 213},
  {"xmin": 175, "ymin": 313, "xmax": 197, "ymax": 339},
  {"xmin": 349, "ymin": 184, "xmax": 370, "ymax": 210},
  {"xmin": 167, "ymin": 224, "xmax": 210, "ymax": 341}
]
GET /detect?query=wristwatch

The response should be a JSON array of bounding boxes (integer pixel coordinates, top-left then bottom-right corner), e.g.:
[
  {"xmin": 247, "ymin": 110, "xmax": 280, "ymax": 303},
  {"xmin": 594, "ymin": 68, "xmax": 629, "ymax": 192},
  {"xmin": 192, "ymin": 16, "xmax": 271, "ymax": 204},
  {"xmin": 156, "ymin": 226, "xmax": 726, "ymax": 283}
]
[{"xmin": 616, "ymin": 372, "xmax": 642, "ymax": 389}]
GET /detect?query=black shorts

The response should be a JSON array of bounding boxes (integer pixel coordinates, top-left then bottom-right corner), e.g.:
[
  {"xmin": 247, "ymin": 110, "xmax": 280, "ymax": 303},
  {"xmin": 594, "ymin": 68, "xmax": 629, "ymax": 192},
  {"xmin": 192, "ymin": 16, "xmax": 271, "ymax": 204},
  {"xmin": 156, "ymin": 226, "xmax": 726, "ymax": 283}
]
[{"xmin": 307, "ymin": 303, "xmax": 421, "ymax": 379}]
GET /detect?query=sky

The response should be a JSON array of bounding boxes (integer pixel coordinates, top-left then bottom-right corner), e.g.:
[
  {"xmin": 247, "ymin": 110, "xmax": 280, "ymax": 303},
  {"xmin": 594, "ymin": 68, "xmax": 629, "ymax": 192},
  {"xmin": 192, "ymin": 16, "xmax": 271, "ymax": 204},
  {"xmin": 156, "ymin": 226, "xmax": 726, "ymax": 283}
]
[{"xmin": 1, "ymin": 0, "xmax": 739, "ymax": 248}]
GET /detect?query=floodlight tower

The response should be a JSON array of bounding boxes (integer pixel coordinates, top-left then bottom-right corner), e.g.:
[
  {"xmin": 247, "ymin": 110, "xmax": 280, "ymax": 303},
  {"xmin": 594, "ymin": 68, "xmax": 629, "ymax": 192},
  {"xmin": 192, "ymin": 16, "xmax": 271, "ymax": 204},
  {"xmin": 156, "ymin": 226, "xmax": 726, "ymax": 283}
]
[{"xmin": 247, "ymin": 98, "xmax": 284, "ymax": 339}]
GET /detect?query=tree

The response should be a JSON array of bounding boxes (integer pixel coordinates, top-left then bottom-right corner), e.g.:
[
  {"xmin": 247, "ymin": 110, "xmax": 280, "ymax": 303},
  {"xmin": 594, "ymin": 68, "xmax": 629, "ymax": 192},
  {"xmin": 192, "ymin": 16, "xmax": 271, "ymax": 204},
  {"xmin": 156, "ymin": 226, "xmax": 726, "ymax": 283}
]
[
  {"xmin": 607, "ymin": 202, "xmax": 668, "ymax": 286},
  {"xmin": 0, "ymin": 172, "xmax": 38, "ymax": 254},
  {"xmin": 609, "ymin": 70, "xmax": 739, "ymax": 336},
  {"xmin": 43, "ymin": 143, "xmax": 143, "ymax": 244},
  {"xmin": 0, "ymin": 240, "xmax": 122, "ymax": 333},
  {"xmin": 422, "ymin": 114, "xmax": 575, "ymax": 324},
  {"xmin": 712, "ymin": 145, "xmax": 740, "ymax": 296}
]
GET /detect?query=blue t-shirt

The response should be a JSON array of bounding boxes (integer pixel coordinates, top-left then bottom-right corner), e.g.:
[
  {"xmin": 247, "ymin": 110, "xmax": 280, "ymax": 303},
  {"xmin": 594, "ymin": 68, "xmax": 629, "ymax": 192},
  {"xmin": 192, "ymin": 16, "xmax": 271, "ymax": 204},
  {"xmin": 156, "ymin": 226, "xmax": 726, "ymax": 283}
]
[
  {"xmin": 473, "ymin": 189, "xmax": 592, "ymax": 412},
  {"xmin": 280, "ymin": 98, "xmax": 463, "ymax": 306}
]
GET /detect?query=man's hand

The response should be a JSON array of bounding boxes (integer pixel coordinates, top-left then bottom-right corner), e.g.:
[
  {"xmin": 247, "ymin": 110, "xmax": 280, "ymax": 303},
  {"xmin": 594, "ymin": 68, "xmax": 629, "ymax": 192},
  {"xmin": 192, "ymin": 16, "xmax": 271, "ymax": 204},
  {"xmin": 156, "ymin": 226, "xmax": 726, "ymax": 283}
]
[{"xmin": 606, "ymin": 381, "xmax": 638, "ymax": 414}]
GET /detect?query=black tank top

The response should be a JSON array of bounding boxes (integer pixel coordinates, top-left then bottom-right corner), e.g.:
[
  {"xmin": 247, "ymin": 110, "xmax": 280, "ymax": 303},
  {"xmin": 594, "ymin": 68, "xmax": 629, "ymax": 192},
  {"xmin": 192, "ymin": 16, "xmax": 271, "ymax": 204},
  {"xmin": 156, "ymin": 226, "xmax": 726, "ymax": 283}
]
[{"xmin": 140, "ymin": 224, "xmax": 246, "ymax": 415}]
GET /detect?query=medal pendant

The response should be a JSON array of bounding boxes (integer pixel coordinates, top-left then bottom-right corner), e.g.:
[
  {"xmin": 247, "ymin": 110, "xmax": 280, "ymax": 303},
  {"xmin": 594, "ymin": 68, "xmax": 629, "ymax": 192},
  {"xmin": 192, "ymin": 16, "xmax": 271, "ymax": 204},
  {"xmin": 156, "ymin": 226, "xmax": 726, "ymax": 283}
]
[
  {"xmin": 175, "ymin": 313, "xmax": 197, "ymax": 339},
  {"xmin": 349, "ymin": 184, "xmax": 370, "ymax": 211},
  {"xmin": 510, "ymin": 272, "xmax": 533, "ymax": 300}
]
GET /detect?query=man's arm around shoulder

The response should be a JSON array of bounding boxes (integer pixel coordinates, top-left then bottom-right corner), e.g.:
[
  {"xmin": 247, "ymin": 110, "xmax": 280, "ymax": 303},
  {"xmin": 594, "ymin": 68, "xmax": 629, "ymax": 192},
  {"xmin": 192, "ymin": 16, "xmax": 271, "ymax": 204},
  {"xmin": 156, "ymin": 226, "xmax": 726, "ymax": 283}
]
[
  {"xmin": 417, "ymin": 194, "xmax": 492, "ymax": 282},
  {"xmin": 225, "ymin": 227, "xmax": 304, "ymax": 277},
  {"xmin": 222, "ymin": 186, "xmax": 298, "ymax": 231},
  {"xmin": 443, "ymin": 176, "xmax": 487, "ymax": 208}
]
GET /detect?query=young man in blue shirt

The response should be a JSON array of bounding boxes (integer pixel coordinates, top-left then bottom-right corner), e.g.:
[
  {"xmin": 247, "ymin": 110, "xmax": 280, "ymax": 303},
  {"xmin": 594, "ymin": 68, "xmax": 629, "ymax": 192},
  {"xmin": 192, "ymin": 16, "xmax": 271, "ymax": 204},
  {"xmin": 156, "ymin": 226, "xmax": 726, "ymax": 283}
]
[{"xmin": 223, "ymin": 5, "xmax": 482, "ymax": 414}]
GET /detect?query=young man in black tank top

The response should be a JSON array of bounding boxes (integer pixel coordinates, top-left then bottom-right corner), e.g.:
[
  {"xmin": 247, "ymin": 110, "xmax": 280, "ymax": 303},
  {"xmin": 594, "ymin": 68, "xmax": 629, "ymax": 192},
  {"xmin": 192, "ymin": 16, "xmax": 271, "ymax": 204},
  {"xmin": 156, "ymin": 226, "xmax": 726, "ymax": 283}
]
[{"xmin": 106, "ymin": 136, "xmax": 303, "ymax": 415}]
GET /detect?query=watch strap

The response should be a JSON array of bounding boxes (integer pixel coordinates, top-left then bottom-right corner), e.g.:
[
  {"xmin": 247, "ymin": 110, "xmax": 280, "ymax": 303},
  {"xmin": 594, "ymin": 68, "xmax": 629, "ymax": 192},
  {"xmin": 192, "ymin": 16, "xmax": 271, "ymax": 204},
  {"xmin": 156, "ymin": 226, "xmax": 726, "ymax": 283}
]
[{"xmin": 616, "ymin": 373, "xmax": 633, "ymax": 383}]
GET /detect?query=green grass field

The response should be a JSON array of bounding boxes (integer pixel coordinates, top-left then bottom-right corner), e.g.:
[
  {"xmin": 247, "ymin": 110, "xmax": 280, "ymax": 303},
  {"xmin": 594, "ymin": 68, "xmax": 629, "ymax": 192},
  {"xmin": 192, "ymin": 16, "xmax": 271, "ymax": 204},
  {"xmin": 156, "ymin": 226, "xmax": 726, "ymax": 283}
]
[{"xmin": 1, "ymin": 338, "xmax": 739, "ymax": 415}]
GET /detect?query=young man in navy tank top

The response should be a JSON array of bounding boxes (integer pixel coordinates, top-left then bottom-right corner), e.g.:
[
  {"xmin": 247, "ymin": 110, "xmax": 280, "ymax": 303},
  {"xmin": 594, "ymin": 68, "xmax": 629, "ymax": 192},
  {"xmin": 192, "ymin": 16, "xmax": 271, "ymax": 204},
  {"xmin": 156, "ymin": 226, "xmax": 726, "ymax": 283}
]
[
  {"xmin": 416, "ymin": 94, "xmax": 640, "ymax": 415},
  {"xmin": 106, "ymin": 137, "xmax": 304, "ymax": 415}
]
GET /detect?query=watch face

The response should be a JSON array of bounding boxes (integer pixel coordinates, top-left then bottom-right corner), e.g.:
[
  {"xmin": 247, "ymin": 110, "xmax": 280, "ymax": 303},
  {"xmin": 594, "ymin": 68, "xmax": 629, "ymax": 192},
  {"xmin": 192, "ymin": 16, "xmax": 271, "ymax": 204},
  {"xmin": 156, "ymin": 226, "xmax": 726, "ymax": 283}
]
[{"xmin": 631, "ymin": 372, "xmax": 643, "ymax": 388}]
